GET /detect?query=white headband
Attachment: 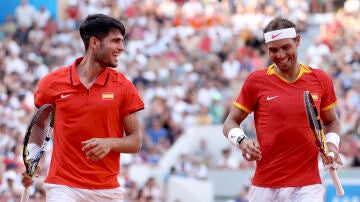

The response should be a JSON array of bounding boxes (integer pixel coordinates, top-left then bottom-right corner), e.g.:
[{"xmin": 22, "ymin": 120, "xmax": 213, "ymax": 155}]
[{"xmin": 264, "ymin": 27, "xmax": 297, "ymax": 43}]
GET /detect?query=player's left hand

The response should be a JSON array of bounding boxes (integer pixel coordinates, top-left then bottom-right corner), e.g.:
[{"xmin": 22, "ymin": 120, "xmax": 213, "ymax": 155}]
[
  {"xmin": 240, "ymin": 138, "xmax": 262, "ymax": 161},
  {"xmin": 82, "ymin": 138, "xmax": 112, "ymax": 161},
  {"xmin": 321, "ymin": 143, "xmax": 343, "ymax": 170}
]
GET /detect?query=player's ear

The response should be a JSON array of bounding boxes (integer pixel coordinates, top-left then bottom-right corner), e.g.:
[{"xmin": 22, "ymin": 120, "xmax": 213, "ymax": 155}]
[
  {"xmin": 295, "ymin": 34, "xmax": 300, "ymax": 48},
  {"xmin": 89, "ymin": 36, "xmax": 100, "ymax": 50}
]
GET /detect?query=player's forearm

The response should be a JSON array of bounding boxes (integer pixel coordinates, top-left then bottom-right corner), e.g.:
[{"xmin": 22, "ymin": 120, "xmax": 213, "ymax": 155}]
[
  {"xmin": 323, "ymin": 119, "xmax": 341, "ymax": 136},
  {"xmin": 223, "ymin": 106, "xmax": 249, "ymax": 138},
  {"xmin": 111, "ymin": 132, "xmax": 142, "ymax": 153},
  {"xmin": 324, "ymin": 119, "xmax": 341, "ymax": 150},
  {"xmin": 223, "ymin": 120, "xmax": 241, "ymax": 138}
]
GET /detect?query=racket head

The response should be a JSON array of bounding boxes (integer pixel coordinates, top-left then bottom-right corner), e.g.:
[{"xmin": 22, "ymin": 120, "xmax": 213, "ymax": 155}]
[
  {"xmin": 303, "ymin": 91, "xmax": 328, "ymax": 156},
  {"xmin": 23, "ymin": 104, "xmax": 55, "ymax": 177},
  {"xmin": 304, "ymin": 91, "xmax": 345, "ymax": 196}
]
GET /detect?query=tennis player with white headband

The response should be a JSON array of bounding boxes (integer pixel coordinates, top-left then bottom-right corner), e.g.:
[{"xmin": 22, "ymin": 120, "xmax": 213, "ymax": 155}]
[{"xmin": 223, "ymin": 16, "xmax": 343, "ymax": 201}]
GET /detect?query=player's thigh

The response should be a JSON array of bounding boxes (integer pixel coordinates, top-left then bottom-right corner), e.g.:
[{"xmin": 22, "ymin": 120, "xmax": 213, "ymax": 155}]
[
  {"xmin": 248, "ymin": 185, "xmax": 277, "ymax": 202},
  {"xmin": 45, "ymin": 184, "xmax": 126, "ymax": 202},
  {"xmin": 292, "ymin": 184, "xmax": 324, "ymax": 202},
  {"xmin": 86, "ymin": 187, "xmax": 126, "ymax": 202},
  {"xmin": 44, "ymin": 183, "xmax": 77, "ymax": 202},
  {"xmin": 248, "ymin": 185, "xmax": 323, "ymax": 202}
]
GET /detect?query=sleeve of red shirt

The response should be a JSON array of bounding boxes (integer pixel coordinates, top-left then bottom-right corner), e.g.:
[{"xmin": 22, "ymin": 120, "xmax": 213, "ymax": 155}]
[
  {"xmin": 236, "ymin": 71, "xmax": 262, "ymax": 113},
  {"xmin": 34, "ymin": 73, "xmax": 56, "ymax": 108},
  {"xmin": 317, "ymin": 69, "xmax": 338, "ymax": 110},
  {"xmin": 120, "ymin": 80, "xmax": 144, "ymax": 116}
]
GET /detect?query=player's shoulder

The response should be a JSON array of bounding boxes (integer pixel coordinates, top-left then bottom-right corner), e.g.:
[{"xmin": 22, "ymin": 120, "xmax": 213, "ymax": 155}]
[
  {"xmin": 304, "ymin": 65, "xmax": 331, "ymax": 78},
  {"xmin": 107, "ymin": 68, "xmax": 133, "ymax": 86},
  {"xmin": 253, "ymin": 68, "xmax": 269, "ymax": 76},
  {"xmin": 246, "ymin": 67, "xmax": 269, "ymax": 80},
  {"xmin": 39, "ymin": 66, "xmax": 70, "ymax": 84},
  {"xmin": 49, "ymin": 66, "xmax": 71, "ymax": 77}
]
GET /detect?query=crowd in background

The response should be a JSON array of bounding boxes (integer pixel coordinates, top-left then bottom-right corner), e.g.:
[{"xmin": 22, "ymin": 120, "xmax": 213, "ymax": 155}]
[{"xmin": 0, "ymin": 0, "xmax": 360, "ymax": 201}]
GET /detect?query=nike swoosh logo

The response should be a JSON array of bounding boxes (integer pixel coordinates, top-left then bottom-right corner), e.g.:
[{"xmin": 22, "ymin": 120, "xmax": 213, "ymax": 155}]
[
  {"xmin": 61, "ymin": 94, "xmax": 73, "ymax": 99},
  {"xmin": 272, "ymin": 33, "xmax": 282, "ymax": 39},
  {"xmin": 266, "ymin": 96, "xmax": 279, "ymax": 101}
]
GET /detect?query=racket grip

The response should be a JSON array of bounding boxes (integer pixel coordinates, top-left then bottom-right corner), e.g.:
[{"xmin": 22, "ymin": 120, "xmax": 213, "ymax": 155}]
[
  {"xmin": 21, "ymin": 187, "xmax": 30, "ymax": 202},
  {"xmin": 329, "ymin": 168, "xmax": 345, "ymax": 196}
]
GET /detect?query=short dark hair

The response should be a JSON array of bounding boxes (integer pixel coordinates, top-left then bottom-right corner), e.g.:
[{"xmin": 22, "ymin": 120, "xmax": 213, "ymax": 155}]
[
  {"xmin": 79, "ymin": 14, "xmax": 126, "ymax": 50},
  {"xmin": 263, "ymin": 16, "xmax": 297, "ymax": 34}
]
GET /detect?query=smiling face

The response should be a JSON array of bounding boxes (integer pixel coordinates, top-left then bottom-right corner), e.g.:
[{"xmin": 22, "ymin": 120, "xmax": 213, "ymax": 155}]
[
  {"xmin": 267, "ymin": 35, "xmax": 300, "ymax": 72},
  {"xmin": 93, "ymin": 30, "xmax": 124, "ymax": 68}
]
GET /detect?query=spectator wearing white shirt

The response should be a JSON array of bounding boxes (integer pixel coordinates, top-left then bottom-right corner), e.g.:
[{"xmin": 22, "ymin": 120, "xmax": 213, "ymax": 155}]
[
  {"xmin": 222, "ymin": 52, "xmax": 240, "ymax": 80},
  {"xmin": 34, "ymin": 6, "xmax": 51, "ymax": 28},
  {"xmin": 14, "ymin": 0, "xmax": 36, "ymax": 29}
]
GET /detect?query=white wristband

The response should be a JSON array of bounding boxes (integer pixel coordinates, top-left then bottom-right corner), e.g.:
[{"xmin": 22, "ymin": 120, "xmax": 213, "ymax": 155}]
[
  {"xmin": 325, "ymin": 132, "xmax": 340, "ymax": 149},
  {"xmin": 227, "ymin": 128, "xmax": 246, "ymax": 146}
]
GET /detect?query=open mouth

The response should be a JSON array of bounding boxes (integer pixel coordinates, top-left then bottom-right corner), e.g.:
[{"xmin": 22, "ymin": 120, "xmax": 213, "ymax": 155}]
[
  {"xmin": 276, "ymin": 58, "xmax": 289, "ymax": 66},
  {"xmin": 112, "ymin": 53, "xmax": 120, "ymax": 61}
]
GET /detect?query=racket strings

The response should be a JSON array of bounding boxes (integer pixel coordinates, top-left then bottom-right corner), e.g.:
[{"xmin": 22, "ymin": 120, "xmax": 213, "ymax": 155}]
[
  {"xmin": 304, "ymin": 92, "xmax": 329, "ymax": 156},
  {"xmin": 24, "ymin": 107, "xmax": 54, "ymax": 175}
]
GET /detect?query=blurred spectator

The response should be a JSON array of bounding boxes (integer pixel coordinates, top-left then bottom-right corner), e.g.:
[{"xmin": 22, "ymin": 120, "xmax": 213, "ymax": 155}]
[
  {"xmin": 139, "ymin": 177, "xmax": 165, "ymax": 202},
  {"xmin": 1, "ymin": 169, "xmax": 22, "ymax": 201},
  {"xmin": 233, "ymin": 185, "xmax": 250, "ymax": 202},
  {"xmin": 14, "ymin": 24, "xmax": 29, "ymax": 44},
  {"xmin": 193, "ymin": 138, "xmax": 213, "ymax": 167},
  {"xmin": 14, "ymin": 0, "xmax": 36, "ymax": 29},
  {"xmin": 34, "ymin": 5, "xmax": 51, "ymax": 28},
  {"xmin": 208, "ymin": 92, "xmax": 225, "ymax": 124},
  {"xmin": 195, "ymin": 105, "xmax": 212, "ymax": 125},
  {"xmin": 306, "ymin": 36, "xmax": 331, "ymax": 68},
  {"xmin": 145, "ymin": 116, "xmax": 169, "ymax": 146},
  {"xmin": 2, "ymin": 15, "xmax": 17, "ymax": 37},
  {"xmin": 156, "ymin": 0, "xmax": 178, "ymax": 19},
  {"xmin": 353, "ymin": 148, "xmax": 360, "ymax": 167},
  {"xmin": 339, "ymin": 130, "xmax": 359, "ymax": 167},
  {"xmin": 222, "ymin": 52, "xmax": 240, "ymax": 80},
  {"xmin": 189, "ymin": 156, "xmax": 208, "ymax": 180},
  {"xmin": 216, "ymin": 147, "xmax": 240, "ymax": 170},
  {"xmin": 287, "ymin": 0, "xmax": 309, "ymax": 32},
  {"xmin": 174, "ymin": 154, "xmax": 192, "ymax": 177}
]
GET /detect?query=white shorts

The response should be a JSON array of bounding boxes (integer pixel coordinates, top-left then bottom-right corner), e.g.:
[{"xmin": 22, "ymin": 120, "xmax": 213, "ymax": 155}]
[
  {"xmin": 44, "ymin": 183, "xmax": 126, "ymax": 202},
  {"xmin": 248, "ymin": 184, "xmax": 325, "ymax": 202}
]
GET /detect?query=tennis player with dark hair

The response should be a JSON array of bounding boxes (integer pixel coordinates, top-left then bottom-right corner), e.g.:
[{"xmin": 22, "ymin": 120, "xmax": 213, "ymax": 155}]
[
  {"xmin": 223, "ymin": 16, "xmax": 343, "ymax": 201},
  {"xmin": 21, "ymin": 14, "xmax": 144, "ymax": 201}
]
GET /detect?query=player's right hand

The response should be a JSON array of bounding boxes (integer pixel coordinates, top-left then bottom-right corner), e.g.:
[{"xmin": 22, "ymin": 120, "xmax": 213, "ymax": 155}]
[
  {"xmin": 322, "ymin": 143, "xmax": 343, "ymax": 170},
  {"xmin": 239, "ymin": 138, "xmax": 262, "ymax": 161},
  {"xmin": 21, "ymin": 172, "xmax": 34, "ymax": 187},
  {"xmin": 21, "ymin": 166, "xmax": 40, "ymax": 187}
]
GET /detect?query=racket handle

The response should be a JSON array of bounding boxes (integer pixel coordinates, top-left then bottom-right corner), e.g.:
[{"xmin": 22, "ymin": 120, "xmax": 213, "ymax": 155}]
[
  {"xmin": 21, "ymin": 187, "xmax": 30, "ymax": 202},
  {"xmin": 329, "ymin": 168, "xmax": 345, "ymax": 196}
]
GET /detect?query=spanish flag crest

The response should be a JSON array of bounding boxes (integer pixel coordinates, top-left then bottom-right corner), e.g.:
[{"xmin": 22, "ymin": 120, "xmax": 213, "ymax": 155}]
[
  {"xmin": 311, "ymin": 93, "xmax": 319, "ymax": 101},
  {"xmin": 102, "ymin": 92, "xmax": 114, "ymax": 100}
]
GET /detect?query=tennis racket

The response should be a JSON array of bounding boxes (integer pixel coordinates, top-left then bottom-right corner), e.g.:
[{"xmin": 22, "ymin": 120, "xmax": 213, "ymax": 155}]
[
  {"xmin": 21, "ymin": 104, "xmax": 55, "ymax": 202},
  {"xmin": 303, "ymin": 91, "xmax": 344, "ymax": 196}
]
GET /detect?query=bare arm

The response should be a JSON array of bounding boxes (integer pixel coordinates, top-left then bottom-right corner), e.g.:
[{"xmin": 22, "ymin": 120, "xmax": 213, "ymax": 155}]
[
  {"xmin": 223, "ymin": 105, "xmax": 262, "ymax": 161},
  {"xmin": 82, "ymin": 112, "xmax": 142, "ymax": 161},
  {"xmin": 321, "ymin": 106, "xmax": 343, "ymax": 167},
  {"xmin": 321, "ymin": 106, "xmax": 341, "ymax": 135},
  {"xmin": 223, "ymin": 105, "xmax": 249, "ymax": 137}
]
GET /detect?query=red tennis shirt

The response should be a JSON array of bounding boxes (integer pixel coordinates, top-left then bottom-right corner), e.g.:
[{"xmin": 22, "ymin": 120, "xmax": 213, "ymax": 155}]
[
  {"xmin": 34, "ymin": 57, "xmax": 144, "ymax": 189},
  {"xmin": 235, "ymin": 64, "xmax": 337, "ymax": 187}
]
